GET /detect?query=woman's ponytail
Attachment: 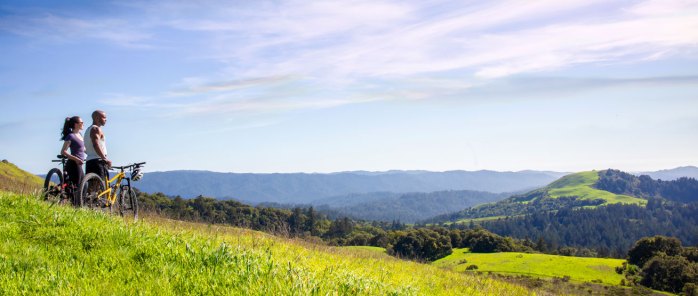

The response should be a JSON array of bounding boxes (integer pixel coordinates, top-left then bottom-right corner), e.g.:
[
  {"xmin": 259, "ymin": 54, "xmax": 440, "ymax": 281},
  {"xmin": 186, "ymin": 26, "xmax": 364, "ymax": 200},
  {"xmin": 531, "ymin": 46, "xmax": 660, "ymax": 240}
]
[{"xmin": 61, "ymin": 116, "xmax": 80, "ymax": 140}]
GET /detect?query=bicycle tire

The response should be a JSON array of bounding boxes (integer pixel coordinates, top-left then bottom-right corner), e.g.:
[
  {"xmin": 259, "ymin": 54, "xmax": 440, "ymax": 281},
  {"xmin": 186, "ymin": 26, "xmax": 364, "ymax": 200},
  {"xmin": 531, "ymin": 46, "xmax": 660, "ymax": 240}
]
[
  {"xmin": 80, "ymin": 173, "xmax": 110, "ymax": 213},
  {"xmin": 119, "ymin": 186, "xmax": 139, "ymax": 221},
  {"xmin": 43, "ymin": 168, "xmax": 64, "ymax": 204}
]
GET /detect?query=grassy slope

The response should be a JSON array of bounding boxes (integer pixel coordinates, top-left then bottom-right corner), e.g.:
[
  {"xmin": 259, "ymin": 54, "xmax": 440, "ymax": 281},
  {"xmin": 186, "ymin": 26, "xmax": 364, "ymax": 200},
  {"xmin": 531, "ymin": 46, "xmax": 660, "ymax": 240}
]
[
  {"xmin": 0, "ymin": 192, "xmax": 538, "ymax": 295},
  {"xmin": 433, "ymin": 248, "xmax": 625, "ymax": 285},
  {"xmin": 546, "ymin": 171, "xmax": 645, "ymax": 205},
  {"xmin": 0, "ymin": 160, "xmax": 43, "ymax": 194}
]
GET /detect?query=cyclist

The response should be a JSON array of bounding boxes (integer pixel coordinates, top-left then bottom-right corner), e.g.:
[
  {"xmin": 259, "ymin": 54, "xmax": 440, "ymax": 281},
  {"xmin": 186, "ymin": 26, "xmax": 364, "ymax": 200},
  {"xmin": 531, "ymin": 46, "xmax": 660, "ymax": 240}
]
[
  {"xmin": 84, "ymin": 110, "xmax": 111, "ymax": 180},
  {"xmin": 60, "ymin": 116, "xmax": 86, "ymax": 204}
]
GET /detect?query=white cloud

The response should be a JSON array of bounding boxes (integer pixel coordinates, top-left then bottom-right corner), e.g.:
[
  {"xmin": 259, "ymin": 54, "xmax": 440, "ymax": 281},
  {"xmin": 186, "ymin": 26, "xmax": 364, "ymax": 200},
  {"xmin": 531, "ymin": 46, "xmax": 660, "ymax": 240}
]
[
  {"xmin": 0, "ymin": 13, "xmax": 152, "ymax": 48},
  {"xmin": 13, "ymin": 0, "xmax": 697, "ymax": 115}
]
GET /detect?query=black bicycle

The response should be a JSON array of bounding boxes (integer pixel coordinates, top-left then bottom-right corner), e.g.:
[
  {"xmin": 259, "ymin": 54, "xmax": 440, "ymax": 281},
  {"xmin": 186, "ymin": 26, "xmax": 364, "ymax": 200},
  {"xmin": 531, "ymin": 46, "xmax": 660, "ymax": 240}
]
[{"xmin": 43, "ymin": 155, "xmax": 80, "ymax": 206}]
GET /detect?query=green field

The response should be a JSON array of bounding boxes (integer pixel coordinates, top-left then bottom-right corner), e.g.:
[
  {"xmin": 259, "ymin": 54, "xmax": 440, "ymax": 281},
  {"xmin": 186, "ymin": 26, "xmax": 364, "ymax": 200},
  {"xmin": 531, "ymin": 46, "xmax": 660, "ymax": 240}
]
[
  {"xmin": 547, "ymin": 171, "xmax": 645, "ymax": 205},
  {"xmin": 0, "ymin": 192, "xmax": 540, "ymax": 295},
  {"xmin": 433, "ymin": 248, "xmax": 625, "ymax": 285}
]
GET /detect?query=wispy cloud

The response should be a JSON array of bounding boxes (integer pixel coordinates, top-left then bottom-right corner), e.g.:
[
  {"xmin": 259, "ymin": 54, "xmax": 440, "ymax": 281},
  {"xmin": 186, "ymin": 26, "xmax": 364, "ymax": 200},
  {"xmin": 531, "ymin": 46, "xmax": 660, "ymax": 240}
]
[
  {"xmin": 167, "ymin": 0, "xmax": 698, "ymax": 79},
  {"xmin": 8, "ymin": 0, "xmax": 698, "ymax": 117},
  {"xmin": 166, "ymin": 75, "xmax": 296, "ymax": 97},
  {"xmin": 0, "ymin": 9, "xmax": 152, "ymax": 48}
]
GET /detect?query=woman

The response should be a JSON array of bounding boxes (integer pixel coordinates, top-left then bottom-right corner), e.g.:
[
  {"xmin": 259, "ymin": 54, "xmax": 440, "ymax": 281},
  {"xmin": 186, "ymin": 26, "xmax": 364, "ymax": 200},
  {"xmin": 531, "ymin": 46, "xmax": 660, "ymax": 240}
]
[{"xmin": 60, "ymin": 116, "xmax": 86, "ymax": 205}]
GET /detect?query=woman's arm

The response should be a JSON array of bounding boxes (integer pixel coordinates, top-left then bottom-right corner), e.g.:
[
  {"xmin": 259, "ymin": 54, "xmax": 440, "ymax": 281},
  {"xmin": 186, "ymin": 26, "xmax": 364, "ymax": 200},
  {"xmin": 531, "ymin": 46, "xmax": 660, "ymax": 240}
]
[{"xmin": 61, "ymin": 140, "xmax": 83, "ymax": 165}]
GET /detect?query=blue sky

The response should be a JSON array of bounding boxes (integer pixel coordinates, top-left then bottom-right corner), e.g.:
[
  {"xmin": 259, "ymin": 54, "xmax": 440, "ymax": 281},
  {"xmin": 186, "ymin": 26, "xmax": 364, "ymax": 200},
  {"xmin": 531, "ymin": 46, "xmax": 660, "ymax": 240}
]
[{"xmin": 1, "ymin": 0, "xmax": 697, "ymax": 174}]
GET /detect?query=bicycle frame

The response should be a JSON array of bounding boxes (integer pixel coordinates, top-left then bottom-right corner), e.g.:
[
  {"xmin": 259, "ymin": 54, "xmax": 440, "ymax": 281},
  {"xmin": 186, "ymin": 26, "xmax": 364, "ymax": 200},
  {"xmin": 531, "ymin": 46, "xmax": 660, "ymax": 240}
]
[{"xmin": 96, "ymin": 170, "xmax": 130, "ymax": 207}]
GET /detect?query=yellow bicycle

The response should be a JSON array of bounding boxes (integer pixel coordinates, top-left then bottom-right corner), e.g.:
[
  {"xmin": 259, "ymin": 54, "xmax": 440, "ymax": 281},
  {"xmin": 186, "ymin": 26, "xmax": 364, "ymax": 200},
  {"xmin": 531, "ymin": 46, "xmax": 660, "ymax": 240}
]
[{"xmin": 79, "ymin": 161, "xmax": 145, "ymax": 221}]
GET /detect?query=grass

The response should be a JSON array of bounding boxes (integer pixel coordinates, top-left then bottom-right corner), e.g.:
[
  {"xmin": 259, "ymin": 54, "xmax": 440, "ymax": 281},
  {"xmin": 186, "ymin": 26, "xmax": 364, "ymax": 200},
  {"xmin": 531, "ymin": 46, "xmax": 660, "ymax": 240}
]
[
  {"xmin": 341, "ymin": 246, "xmax": 388, "ymax": 253},
  {"xmin": 0, "ymin": 160, "xmax": 43, "ymax": 195},
  {"xmin": 0, "ymin": 191, "xmax": 540, "ymax": 295},
  {"xmin": 546, "ymin": 171, "xmax": 646, "ymax": 206},
  {"xmin": 433, "ymin": 248, "xmax": 626, "ymax": 285}
]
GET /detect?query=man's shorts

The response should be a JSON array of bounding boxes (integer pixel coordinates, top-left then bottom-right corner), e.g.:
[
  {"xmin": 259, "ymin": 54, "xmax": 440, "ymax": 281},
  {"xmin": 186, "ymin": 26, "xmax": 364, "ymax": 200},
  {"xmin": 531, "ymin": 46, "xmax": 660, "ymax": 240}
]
[{"xmin": 86, "ymin": 159, "xmax": 110, "ymax": 180}]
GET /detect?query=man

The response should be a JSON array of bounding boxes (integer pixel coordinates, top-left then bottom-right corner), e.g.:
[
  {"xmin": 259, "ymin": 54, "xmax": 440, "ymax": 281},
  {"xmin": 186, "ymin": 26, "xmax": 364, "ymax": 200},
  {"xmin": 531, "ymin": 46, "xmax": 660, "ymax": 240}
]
[{"xmin": 84, "ymin": 110, "xmax": 111, "ymax": 179}]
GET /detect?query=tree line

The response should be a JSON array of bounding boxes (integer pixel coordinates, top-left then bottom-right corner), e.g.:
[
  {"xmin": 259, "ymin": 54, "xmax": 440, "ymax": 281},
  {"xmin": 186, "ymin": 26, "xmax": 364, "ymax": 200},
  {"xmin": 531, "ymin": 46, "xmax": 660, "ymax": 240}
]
[
  {"xmin": 470, "ymin": 200, "xmax": 698, "ymax": 258},
  {"xmin": 596, "ymin": 169, "xmax": 698, "ymax": 203}
]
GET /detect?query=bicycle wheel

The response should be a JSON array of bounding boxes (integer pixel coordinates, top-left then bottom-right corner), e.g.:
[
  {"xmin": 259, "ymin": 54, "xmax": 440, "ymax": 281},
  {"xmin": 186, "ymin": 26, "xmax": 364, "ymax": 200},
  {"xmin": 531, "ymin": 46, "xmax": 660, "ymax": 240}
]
[
  {"xmin": 80, "ymin": 173, "xmax": 110, "ymax": 213},
  {"xmin": 118, "ymin": 186, "xmax": 139, "ymax": 221},
  {"xmin": 43, "ymin": 168, "xmax": 64, "ymax": 204}
]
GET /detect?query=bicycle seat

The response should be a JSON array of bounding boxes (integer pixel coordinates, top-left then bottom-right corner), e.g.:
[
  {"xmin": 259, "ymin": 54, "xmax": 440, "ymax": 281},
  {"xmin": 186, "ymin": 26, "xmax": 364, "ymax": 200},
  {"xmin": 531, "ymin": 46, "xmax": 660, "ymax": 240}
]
[{"xmin": 56, "ymin": 155, "xmax": 67, "ymax": 159}]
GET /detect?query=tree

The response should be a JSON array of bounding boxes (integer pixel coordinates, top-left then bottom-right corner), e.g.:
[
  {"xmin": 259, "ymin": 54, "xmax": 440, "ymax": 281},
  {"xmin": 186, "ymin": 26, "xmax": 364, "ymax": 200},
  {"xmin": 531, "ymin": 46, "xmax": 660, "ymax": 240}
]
[
  {"xmin": 640, "ymin": 255, "xmax": 698, "ymax": 293},
  {"xmin": 288, "ymin": 207, "xmax": 306, "ymax": 235},
  {"xmin": 628, "ymin": 236, "xmax": 683, "ymax": 267},
  {"xmin": 390, "ymin": 229, "xmax": 452, "ymax": 261},
  {"xmin": 305, "ymin": 206, "xmax": 319, "ymax": 236}
]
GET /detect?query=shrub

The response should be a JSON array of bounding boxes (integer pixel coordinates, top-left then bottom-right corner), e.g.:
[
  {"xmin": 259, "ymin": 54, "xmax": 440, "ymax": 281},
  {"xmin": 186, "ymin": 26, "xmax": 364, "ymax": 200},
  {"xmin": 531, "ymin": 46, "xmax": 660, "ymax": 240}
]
[
  {"xmin": 627, "ymin": 236, "xmax": 682, "ymax": 267},
  {"xmin": 640, "ymin": 255, "xmax": 698, "ymax": 293}
]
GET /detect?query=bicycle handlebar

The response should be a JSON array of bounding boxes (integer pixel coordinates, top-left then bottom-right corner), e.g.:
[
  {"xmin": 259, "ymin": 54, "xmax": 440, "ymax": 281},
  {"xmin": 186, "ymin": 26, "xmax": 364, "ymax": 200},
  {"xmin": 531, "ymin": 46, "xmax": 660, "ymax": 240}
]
[{"xmin": 111, "ymin": 162, "xmax": 146, "ymax": 171}]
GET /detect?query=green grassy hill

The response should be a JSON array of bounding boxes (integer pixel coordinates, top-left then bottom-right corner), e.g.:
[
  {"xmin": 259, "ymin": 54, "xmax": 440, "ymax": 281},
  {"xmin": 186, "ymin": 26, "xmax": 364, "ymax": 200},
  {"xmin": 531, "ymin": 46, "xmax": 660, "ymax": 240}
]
[
  {"xmin": 429, "ymin": 170, "xmax": 648, "ymax": 224},
  {"xmin": 0, "ymin": 191, "xmax": 538, "ymax": 295},
  {"xmin": 433, "ymin": 248, "xmax": 625, "ymax": 285},
  {"xmin": 546, "ymin": 171, "xmax": 645, "ymax": 205},
  {"xmin": 0, "ymin": 160, "xmax": 43, "ymax": 194}
]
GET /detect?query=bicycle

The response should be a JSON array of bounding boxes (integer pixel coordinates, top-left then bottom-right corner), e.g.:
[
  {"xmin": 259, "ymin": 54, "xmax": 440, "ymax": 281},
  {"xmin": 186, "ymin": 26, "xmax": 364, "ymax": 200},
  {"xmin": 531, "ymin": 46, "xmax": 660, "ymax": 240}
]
[
  {"xmin": 79, "ymin": 161, "xmax": 145, "ymax": 221},
  {"xmin": 43, "ymin": 155, "xmax": 80, "ymax": 206}
]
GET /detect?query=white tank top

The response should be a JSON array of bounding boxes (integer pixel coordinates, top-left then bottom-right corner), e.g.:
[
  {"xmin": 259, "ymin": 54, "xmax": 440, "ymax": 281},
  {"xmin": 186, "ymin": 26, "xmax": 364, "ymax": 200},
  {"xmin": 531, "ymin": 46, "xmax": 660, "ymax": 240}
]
[{"xmin": 84, "ymin": 125, "xmax": 107, "ymax": 161}]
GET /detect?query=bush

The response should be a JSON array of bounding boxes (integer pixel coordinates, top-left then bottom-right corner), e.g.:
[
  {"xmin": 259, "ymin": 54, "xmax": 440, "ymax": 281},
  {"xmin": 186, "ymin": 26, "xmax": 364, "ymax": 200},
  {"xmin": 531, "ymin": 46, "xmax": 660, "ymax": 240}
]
[
  {"xmin": 684, "ymin": 283, "xmax": 698, "ymax": 296},
  {"xmin": 627, "ymin": 236, "xmax": 682, "ymax": 267},
  {"xmin": 640, "ymin": 255, "xmax": 698, "ymax": 293},
  {"xmin": 466, "ymin": 265, "xmax": 478, "ymax": 270},
  {"xmin": 389, "ymin": 228, "xmax": 452, "ymax": 261},
  {"xmin": 466, "ymin": 228, "xmax": 521, "ymax": 253}
]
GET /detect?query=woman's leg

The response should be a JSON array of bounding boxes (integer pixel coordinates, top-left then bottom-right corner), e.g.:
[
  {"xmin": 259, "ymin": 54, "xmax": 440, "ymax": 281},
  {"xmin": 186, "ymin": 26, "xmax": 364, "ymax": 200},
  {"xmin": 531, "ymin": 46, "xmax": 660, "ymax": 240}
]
[{"xmin": 65, "ymin": 160, "xmax": 81, "ymax": 205}]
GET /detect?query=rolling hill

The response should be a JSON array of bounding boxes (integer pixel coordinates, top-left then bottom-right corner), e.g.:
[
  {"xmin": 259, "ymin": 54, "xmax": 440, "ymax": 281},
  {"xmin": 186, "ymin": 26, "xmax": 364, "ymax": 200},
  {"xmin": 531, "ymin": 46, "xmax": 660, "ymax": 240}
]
[
  {"xmin": 426, "ymin": 170, "xmax": 647, "ymax": 223},
  {"xmin": 0, "ymin": 159, "xmax": 43, "ymax": 194},
  {"xmin": 134, "ymin": 170, "xmax": 567, "ymax": 204},
  {"xmin": 423, "ymin": 169, "xmax": 698, "ymax": 256}
]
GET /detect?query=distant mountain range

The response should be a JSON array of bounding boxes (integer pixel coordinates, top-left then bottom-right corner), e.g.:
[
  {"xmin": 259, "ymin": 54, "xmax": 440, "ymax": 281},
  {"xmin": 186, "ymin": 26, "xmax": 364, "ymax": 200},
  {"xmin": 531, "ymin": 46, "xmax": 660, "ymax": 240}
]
[
  {"xmin": 134, "ymin": 166, "xmax": 697, "ymax": 205},
  {"xmin": 264, "ymin": 190, "xmax": 515, "ymax": 223},
  {"xmin": 636, "ymin": 166, "xmax": 698, "ymax": 181},
  {"xmin": 135, "ymin": 170, "xmax": 567, "ymax": 204}
]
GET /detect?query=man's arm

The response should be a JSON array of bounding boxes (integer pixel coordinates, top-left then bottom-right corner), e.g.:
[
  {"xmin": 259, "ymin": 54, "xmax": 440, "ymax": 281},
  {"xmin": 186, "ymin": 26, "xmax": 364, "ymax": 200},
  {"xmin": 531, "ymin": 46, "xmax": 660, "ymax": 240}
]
[{"xmin": 90, "ymin": 126, "xmax": 111, "ymax": 167}]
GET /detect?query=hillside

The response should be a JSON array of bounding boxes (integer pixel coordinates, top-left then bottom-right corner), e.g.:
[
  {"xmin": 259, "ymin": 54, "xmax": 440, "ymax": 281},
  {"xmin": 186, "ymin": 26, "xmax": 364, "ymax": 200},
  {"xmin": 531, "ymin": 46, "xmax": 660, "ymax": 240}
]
[
  {"xmin": 426, "ymin": 170, "xmax": 646, "ymax": 223},
  {"xmin": 424, "ymin": 170, "xmax": 698, "ymax": 257},
  {"xmin": 0, "ymin": 159, "xmax": 43, "ymax": 194},
  {"xmin": 135, "ymin": 170, "xmax": 566, "ymax": 204},
  {"xmin": 0, "ymin": 191, "xmax": 537, "ymax": 295}
]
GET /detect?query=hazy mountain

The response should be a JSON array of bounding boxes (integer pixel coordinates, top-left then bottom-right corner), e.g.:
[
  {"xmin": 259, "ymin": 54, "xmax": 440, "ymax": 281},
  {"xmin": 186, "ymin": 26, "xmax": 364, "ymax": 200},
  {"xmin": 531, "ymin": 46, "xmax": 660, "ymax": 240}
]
[
  {"xmin": 636, "ymin": 166, "xmax": 698, "ymax": 180},
  {"xmin": 135, "ymin": 170, "xmax": 567, "ymax": 204},
  {"xmin": 310, "ymin": 190, "xmax": 513, "ymax": 223}
]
